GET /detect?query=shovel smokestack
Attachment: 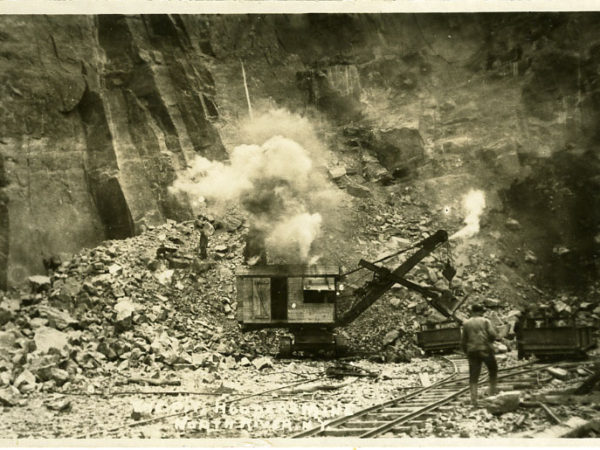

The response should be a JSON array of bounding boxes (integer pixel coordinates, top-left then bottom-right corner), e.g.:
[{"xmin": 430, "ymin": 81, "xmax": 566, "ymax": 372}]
[{"xmin": 243, "ymin": 226, "xmax": 267, "ymax": 265}]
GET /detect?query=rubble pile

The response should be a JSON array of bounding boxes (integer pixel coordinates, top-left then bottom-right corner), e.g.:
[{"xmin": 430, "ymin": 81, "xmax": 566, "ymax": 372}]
[{"xmin": 0, "ymin": 216, "xmax": 290, "ymax": 401}]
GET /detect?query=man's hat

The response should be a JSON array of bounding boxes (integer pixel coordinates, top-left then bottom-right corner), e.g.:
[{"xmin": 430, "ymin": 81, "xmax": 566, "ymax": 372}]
[{"xmin": 470, "ymin": 303, "xmax": 485, "ymax": 314}]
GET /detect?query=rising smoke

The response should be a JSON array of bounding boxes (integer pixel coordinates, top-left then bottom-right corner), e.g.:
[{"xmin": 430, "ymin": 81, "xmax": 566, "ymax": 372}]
[
  {"xmin": 266, "ymin": 212, "xmax": 323, "ymax": 262},
  {"xmin": 450, "ymin": 189, "xmax": 486, "ymax": 240},
  {"xmin": 170, "ymin": 109, "xmax": 340, "ymax": 264}
]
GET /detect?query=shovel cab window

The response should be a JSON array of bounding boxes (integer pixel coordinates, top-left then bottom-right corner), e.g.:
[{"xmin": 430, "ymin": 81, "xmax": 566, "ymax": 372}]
[{"xmin": 302, "ymin": 277, "xmax": 336, "ymax": 303}]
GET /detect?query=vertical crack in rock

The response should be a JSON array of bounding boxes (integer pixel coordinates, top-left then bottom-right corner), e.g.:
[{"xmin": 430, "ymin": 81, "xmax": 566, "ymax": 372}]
[
  {"xmin": 96, "ymin": 15, "xmax": 165, "ymax": 233},
  {"xmin": 142, "ymin": 14, "xmax": 226, "ymax": 162},
  {"xmin": 77, "ymin": 86, "xmax": 134, "ymax": 240}
]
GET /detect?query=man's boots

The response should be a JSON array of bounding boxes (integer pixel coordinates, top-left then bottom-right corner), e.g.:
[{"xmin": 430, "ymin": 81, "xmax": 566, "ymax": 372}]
[
  {"xmin": 488, "ymin": 378, "xmax": 497, "ymax": 397},
  {"xmin": 469, "ymin": 383, "xmax": 478, "ymax": 407}
]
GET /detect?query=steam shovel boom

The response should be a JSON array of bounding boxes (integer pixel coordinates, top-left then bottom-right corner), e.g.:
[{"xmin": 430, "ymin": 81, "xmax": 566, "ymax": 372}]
[{"xmin": 336, "ymin": 230, "xmax": 463, "ymax": 326}]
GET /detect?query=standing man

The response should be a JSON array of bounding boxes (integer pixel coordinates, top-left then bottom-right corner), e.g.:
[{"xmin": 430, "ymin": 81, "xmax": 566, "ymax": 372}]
[
  {"xmin": 513, "ymin": 306, "xmax": 530, "ymax": 360},
  {"xmin": 461, "ymin": 303, "xmax": 498, "ymax": 407},
  {"xmin": 196, "ymin": 218, "xmax": 214, "ymax": 260},
  {"xmin": 199, "ymin": 227, "xmax": 209, "ymax": 260}
]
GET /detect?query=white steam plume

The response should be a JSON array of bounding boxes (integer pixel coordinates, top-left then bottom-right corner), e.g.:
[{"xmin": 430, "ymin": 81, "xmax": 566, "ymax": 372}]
[
  {"xmin": 266, "ymin": 212, "xmax": 322, "ymax": 261},
  {"xmin": 170, "ymin": 109, "xmax": 340, "ymax": 263},
  {"xmin": 450, "ymin": 189, "xmax": 486, "ymax": 240},
  {"xmin": 237, "ymin": 108, "xmax": 327, "ymax": 165}
]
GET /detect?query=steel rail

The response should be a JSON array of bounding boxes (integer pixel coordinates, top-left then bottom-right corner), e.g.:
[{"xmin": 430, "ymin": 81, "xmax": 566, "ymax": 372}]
[
  {"xmin": 362, "ymin": 362, "xmax": 545, "ymax": 438},
  {"xmin": 290, "ymin": 356, "xmax": 461, "ymax": 438},
  {"xmin": 360, "ymin": 386, "xmax": 469, "ymax": 438},
  {"xmin": 291, "ymin": 358, "xmax": 545, "ymax": 438}
]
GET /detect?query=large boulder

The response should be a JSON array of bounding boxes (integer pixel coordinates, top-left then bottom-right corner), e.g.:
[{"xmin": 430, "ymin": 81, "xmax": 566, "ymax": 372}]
[
  {"xmin": 0, "ymin": 386, "xmax": 21, "ymax": 407},
  {"xmin": 383, "ymin": 330, "xmax": 400, "ymax": 346},
  {"xmin": 252, "ymin": 356, "xmax": 273, "ymax": 371},
  {"xmin": 328, "ymin": 166, "xmax": 347, "ymax": 180},
  {"xmin": 114, "ymin": 298, "xmax": 141, "ymax": 332},
  {"xmin": 150, "ymin": 331, "xmax": 182, "ymax": 364},
  {"xmin": 37, "ymin": 305, "xmax": 77, "ymax": 330},
  {"xmin": 546, "ymin": 367, "xmax": 569, "ymax": 380},
  {"xmin": 14, "ymin": 369, "xmax": 36, "ymax": 393},
  {"xmin": 368, "ymin": 128, "xmax": 425, "ymax": 177},
  {"xmin": 50, "ymin": 367, "xmax": 70, "ymax": 386},
  {"xmin": 362, "ymin": 154, "xmax": 392, "ymax": 183},
  {"xmin": 344, "ymin": 180, "xmax": 371, "ymax": 198},
  {"xmin": 482, "ymin": 391, "xmax": 521, "ymax": 415},
  {"xmin": 131, "ymin": 400, "xmax": 154, "ymax": 420},
  {"xmin": 214, "ymin": 215, "xmax": 243, "ymax": 232},
  {"xmin": 96, "ymin": 340, "xmax": 119, "ymax": 361},
  {"xmin": 0, "ymin": 371, "xmax": 12, "ymax": 386},
  {"xmin": 29, "ymin": 354, "xmax": 63, "ymax": 382},
  {"xmin": 33, "ymin": 326, "xmax": 69, "ymax": 354},
  {"xmin": 28, "ymin": 275, "xmax": 51, "ymax": 293},
  {"xmin": 344, "ymin": 126, "xmax": 425, "ymax": 178},
  {"xmin": 0, "ymin": 307, "xmax": 14, "ymax": 326},
  {"xmin": 191, "ymin": 351, "xmax": 222, "ymax": 369},
  {"xmin": 0, "ymin": 330, "xmax": 17, "ymax": 353},
  {"xmin": 51, "ymin": 278, "xmax": 83, "ymax": 308}
]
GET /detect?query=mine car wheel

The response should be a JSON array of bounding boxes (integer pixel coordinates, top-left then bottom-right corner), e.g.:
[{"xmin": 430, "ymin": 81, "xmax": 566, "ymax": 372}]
[
  {"xmin": 278, "ymin": 337, "xmax": 293, "ymax": 359},
  {"xmin": 334, "ymin": 335, "xmax": 349, "ymax": 357}
]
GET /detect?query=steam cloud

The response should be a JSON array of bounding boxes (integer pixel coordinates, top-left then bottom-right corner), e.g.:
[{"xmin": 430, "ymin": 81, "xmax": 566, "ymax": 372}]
[
  {"xmin": 266, "ymin": 212, "xmax": 322, "ymax": 262},
  {"xmin": 170, "ymin": 109, "xmax": 339, "ymax": 264},
  {"xmin": 450, "ymin": 189, "xmax": 486, "ymax": 240}
]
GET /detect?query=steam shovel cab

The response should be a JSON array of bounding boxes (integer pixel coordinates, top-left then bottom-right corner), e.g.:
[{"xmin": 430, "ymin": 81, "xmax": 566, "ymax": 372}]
[{"xmin": 236, "ymin": 265, "xmax": 345, "ymax": 357}]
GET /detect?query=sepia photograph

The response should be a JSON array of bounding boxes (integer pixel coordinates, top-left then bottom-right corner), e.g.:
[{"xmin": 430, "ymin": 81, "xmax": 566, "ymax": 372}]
[{"xmin": 0, "ymin": 3, "xmax": 599, "ymax": 443}]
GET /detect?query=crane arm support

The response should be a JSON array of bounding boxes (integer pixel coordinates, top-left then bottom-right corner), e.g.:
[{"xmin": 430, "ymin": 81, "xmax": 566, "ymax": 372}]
[
  {"xmin": 358, "ymin": 261, "xmax": 464, "ymax": 324},
  {"xmin": 336, "ymin": 230, "xmax": 449, "ymax": 326}
]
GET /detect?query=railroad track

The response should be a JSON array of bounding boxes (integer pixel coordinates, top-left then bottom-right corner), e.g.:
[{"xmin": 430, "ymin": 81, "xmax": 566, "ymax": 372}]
[{"xmin": 290, "ymin": 356, "xmax": 558, "ymax": 438}]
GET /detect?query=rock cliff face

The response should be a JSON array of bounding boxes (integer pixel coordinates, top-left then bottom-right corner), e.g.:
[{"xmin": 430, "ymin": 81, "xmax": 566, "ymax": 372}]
[
  {"xmin": 196, "ymin": 13, "xmax": 600, "ymax": 289},
  {"xmin": 1, "ymin": 13, "xmax": 599, "ymax": 290},
  {"xmin": 0, "ymin": 15, "xmax": 225, "ymax": 288}
]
